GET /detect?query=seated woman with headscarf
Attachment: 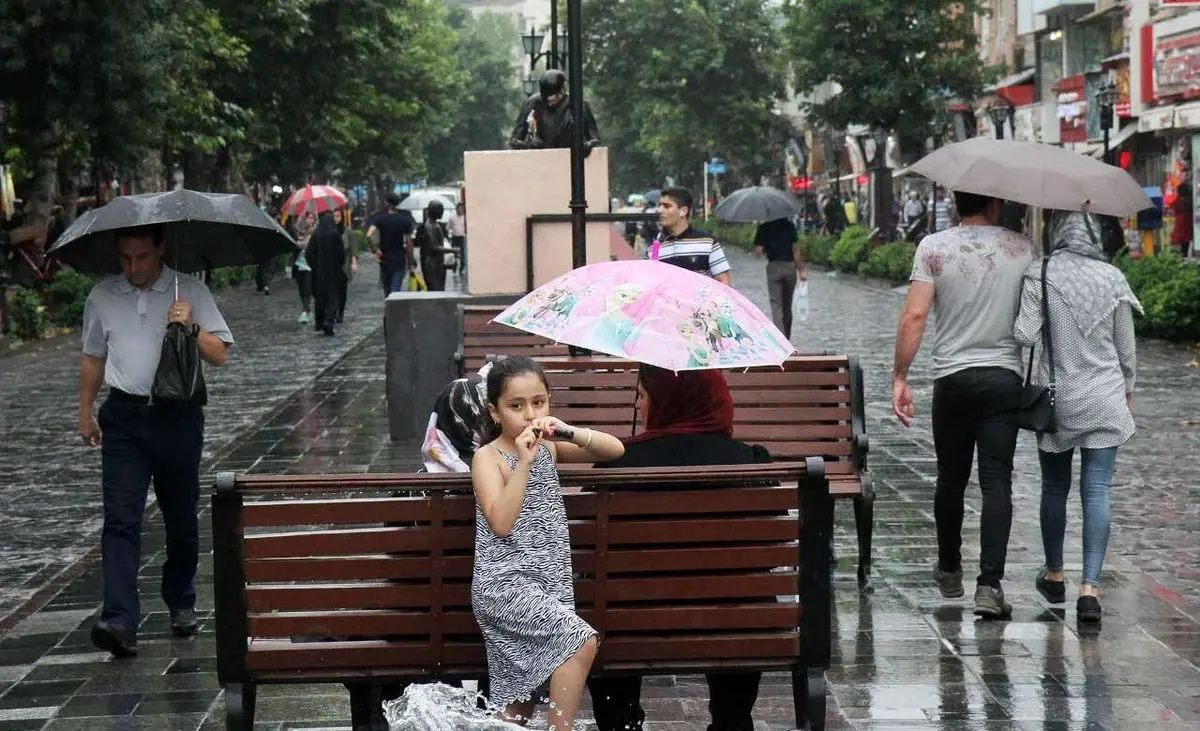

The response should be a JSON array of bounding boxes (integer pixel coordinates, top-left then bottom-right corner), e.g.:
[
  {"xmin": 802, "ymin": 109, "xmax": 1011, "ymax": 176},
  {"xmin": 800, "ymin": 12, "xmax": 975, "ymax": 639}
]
[
  {"xmin": 588, "ymin": 365, "xmax": 770, "ymax": 731},
  {"xmin": 421, "ymin": 368, "xmax": 490, "ymax": 473}
]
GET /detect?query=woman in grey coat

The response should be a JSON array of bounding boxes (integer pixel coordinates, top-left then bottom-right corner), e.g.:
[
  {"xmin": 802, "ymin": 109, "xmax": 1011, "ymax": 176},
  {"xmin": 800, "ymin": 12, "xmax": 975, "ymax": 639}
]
[{"xmin": 1014, "ymin": 211, "xmax": 1140, "ymax": 625}]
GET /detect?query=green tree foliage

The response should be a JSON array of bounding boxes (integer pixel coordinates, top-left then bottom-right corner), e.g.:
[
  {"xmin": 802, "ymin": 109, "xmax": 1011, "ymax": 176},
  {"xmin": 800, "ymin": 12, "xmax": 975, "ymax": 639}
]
[
  {"xmin": 426, "ymin": 8, "xmax": 521, "ymax": 183},
  {"xmin": 0, "ymin": 0, "xmax": 468, "ymax": 229},
  {"xmin": 583, "ymin": 0, "xmax": 792, "ymax": 193},
  {"xmin": 783, "ymin": 0, "xmax": 998, "ymax": 141}
]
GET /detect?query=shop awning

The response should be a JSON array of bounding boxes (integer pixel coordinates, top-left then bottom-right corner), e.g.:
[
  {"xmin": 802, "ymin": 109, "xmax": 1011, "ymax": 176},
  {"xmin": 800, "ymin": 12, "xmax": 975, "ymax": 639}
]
[
  {"xmin": 1174, "ymin": 101, "xmax": 1200, "ymax": 130},
  {"xmin": 1077, "ymin": 2, "xmax": 1125, "ymax": 24},
  {"xmin": 985, "ymin": 68, "xmax": 1035, "ymax": 93},
  {"xmin": 1088, "ymin": 123, "xmax": 1138, "ymax": 158},
  {"xmin": 1138, "ymin": 105, "xmax": 1176, "ymax": 132}
]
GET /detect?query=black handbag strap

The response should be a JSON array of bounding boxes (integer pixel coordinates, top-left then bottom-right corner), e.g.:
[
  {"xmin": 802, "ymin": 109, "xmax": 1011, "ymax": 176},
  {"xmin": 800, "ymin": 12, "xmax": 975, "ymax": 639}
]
[{"xmin": 1024, "ymin": 256, "xmax": 1055, "ymax": 389}]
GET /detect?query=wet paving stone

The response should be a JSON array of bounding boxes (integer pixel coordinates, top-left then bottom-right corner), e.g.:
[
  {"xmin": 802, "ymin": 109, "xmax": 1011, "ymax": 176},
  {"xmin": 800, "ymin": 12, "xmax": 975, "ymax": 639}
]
[{"xmin": 0, "ymin": 248, "xmax": 1198, "ymax": 729}]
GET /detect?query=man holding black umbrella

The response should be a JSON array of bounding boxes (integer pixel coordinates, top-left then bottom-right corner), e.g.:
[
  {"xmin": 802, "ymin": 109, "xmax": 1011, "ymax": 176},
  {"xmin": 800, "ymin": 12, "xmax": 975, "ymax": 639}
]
[{"xmin": 78, "ymin": 225, "xmax": 233, "ymax": 657}]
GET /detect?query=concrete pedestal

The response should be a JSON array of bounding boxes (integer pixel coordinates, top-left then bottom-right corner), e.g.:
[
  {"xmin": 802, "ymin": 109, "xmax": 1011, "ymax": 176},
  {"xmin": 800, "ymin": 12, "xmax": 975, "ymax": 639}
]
[
  {"xmin": 464, "ymin": 147, "xmax": 611, "ymax": 295},
  {"xmin": 384, "ymin": 291, "xmax": 517, "ymax": 442}
]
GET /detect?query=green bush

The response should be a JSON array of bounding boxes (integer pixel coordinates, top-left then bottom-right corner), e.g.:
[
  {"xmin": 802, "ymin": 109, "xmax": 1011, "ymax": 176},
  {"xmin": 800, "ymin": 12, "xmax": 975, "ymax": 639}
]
[
  {"xmin": 702, "ymin": 219, "xmax": 756, "ymax": 250},
  {"xmin": 828, "ymin": 226, "xmax": 871, "ymax": 273},
  {"xmin": 7, "ymin": 286, "xmax": 47, "ymax": 341},
  {"xmin": 859, "ymin": 241, "xmax": 917, "ymax": 284},
  {"xmin": 1116, "ymin": 251, "xmax": 1200, "ymax": 341},
  {"xmin": 41, "ymin": 268, "xmax": 100, "ymax": 328},
  {"xmin": 208, "ymin": 265, "xmax": 256, "ymax": 290},
  {"xmin": 797, "ymin": 234, "xmax": 836, "ymax": 266}
]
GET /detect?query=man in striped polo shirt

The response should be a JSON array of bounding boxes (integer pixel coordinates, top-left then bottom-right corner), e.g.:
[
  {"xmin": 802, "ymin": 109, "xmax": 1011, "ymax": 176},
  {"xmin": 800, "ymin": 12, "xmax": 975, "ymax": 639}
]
[{"xmin": 648, "ymin": 186, "xmax": 732, "ymax": 285}]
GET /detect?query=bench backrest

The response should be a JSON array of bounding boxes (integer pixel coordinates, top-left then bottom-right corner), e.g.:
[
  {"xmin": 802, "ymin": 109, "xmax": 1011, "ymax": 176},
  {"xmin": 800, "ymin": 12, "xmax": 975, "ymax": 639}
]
[
  {"xmin": 457, "ymin": 305, "xmax": 570, "ymax": 374},
  {"xmin": 537, "ymin": 356, "xmax": 866, "ymax": 486},
  {"xmin": 212, "ymin": 463, "xmax": 831, "ymax": 684}
]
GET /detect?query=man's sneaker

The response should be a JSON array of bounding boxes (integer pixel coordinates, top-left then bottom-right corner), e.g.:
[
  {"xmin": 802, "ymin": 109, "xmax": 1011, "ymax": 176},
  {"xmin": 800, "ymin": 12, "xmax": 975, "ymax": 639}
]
[
  {"xmin": 1036, "ymin": 568, "xmax": 1066, "ymax": 604},
  {"xmin": 298, "ymin": 311, "xmax": 310, "ymax": 324},
  {"xmin": 170, "ymin": 608, "xmax": 200, "ymax": 637},
  {"xmin": 91, "ymin": 621, "xmax": 138, "ymax": 658},
  {"xmin": 974, "ymin": 585, "xmax": 1013, "ymax": 619},
  {"xmin": 934, "ymin": 563, "xmax": 964, "ymax": 598}
]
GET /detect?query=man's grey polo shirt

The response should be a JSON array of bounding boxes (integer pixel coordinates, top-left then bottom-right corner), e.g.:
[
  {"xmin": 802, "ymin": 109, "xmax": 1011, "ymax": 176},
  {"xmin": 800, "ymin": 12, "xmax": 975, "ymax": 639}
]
[{"xmin": 81, "ymin": 267, "xmax": 234, "ymax": 397}]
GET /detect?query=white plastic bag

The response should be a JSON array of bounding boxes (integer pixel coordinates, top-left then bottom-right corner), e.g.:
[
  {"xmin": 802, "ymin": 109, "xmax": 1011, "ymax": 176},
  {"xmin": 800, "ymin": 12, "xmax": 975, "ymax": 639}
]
[{"xmin": 792, "ymin": 279, "xmax": 809, "ymax": 323}]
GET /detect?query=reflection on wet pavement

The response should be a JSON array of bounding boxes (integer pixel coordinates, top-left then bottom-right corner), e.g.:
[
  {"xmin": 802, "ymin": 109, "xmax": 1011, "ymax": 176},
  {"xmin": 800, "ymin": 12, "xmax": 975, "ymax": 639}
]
[{"xmin": 0, "ymin": 248, "xmax": 1197, "ymax": 729}]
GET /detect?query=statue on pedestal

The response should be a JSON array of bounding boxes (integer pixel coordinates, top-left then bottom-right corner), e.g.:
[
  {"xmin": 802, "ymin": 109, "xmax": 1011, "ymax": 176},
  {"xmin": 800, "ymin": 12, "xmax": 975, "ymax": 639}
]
[{"xmin": 509, "ymin": 70, "xmax": 601, "ymax": 155}]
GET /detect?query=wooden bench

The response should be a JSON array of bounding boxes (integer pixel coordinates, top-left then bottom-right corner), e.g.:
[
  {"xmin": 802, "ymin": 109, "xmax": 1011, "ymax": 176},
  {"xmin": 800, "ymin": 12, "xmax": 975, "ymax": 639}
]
[
  {"xmin": 212, "ymin": 460, "xmax": 834, "ymax": 731},
  {"xmin": 455, "ymin": 304, "xmax": 571, "ymax": 375},
  {"xmin": 535, "ymin": 355, "xmax": 874, "ymax": 591},
  {"xmin": 453, "ymin": 306, "xmax": 874, "ymax": 590}
]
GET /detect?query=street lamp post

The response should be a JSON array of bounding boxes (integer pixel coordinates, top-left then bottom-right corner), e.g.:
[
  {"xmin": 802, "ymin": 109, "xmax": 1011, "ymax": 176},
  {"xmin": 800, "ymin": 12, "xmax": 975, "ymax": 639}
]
[
  {"xmin": 520, "ymin": 21, "xmax": 568, "ymax": 72},
  {"xmin": 988, "ymin": 99, "xmax": 1013, "ymax": 140},
  {"xmin": 1096, "ymin": 81, "xmax": 1119, "ymax": 165},
  {"xmin": 871, "ymin": 123, "xmax": 892, "ymax": 241},
  {"xmin": 567, "ymin": 0, "xmax": 587, "ymax": 269}
]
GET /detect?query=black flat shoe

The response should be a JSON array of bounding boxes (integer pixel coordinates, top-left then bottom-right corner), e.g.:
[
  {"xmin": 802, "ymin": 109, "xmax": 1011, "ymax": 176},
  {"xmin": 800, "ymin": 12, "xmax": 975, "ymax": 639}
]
[
  {"xmin": 1036, "ymin": 568, "xmax": 1066, "ymax": 604},
  {"xmin": 170, "ymin": 608, "xmax": 200, "ymax": 637},
  {"xmin": 1077, "ymin": 596, "xmax": 1102, "ymax": 624},
  {"xmin": 91, "ymin": 621, "xmax": 138, "ymax": 657}
]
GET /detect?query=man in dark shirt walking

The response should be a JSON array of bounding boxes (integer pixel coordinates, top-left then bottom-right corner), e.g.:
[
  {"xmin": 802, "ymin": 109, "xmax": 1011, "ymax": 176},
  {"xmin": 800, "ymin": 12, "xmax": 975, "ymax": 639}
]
[
  {"xmin": 753, "ymin": 216, "xmax": 806, "ymax": 339},
  {"xmin": 365, "ymin": 193, "xmax": 415, "ymax": 296}
]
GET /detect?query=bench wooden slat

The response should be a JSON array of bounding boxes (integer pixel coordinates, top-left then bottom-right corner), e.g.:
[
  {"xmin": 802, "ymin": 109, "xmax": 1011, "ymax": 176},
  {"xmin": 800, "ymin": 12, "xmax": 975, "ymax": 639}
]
[
  {"xmin": 244, "ymin": 523, "xmax": 601, "ymax": 558},
  {"xmin": 246, "ymin": 602, "xmax": 801, "ymax": 640},
  {"xmin": 244, "ymin": 555, "xmax": 475, "ymax": 583},
  {"xmin": 553, "ymin": 406, "xmax": 853, "ymax": 423},
  {"xmin": 599, "ymin": 633, "xmax": 799, "ymax": 663},
  {"xmin": 603, "ymin": 572, "xmax": 798, "ymax": 602},
  {"xmin": 605, "ymin": 517, "xmax": 800, "ymax": 545},
  {"xmin": 245, "ymin": 581, "xmax": 598, "ymax": 612},
  {"xmin": 243, "ymin": 497, "xmax": 471, "ymax": 528},
  {"xmin": 605, "ymin": 545, "xmax": 796, "ymax": 573},
  {"xmin": 606, "ymin": 486, "xmax": 797, "ymax": 516}
]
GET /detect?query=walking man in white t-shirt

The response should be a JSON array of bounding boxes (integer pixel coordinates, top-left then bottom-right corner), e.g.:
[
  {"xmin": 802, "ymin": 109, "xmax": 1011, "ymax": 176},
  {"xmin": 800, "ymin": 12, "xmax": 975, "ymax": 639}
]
[{"xmin": 891, "ymin": 191, "xmax": 1038, "ymax": 619}]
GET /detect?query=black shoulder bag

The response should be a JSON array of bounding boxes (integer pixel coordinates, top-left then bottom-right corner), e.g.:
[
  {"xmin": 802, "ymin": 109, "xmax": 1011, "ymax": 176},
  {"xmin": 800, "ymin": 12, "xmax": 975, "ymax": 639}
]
[{"xmin": 1015, "ymin": 257, "xmax": 1055, "ymax": 433}]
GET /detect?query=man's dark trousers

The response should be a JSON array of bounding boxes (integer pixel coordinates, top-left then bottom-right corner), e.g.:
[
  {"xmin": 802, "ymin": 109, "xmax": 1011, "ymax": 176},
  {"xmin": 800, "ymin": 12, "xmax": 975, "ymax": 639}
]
[
  {"xmin": 98, "ymin": 394, "xmax": 204, "ymax": 631},
  {"xmin": 931, "ymin": 366, "xmax": 1022, "ymax": 589}
]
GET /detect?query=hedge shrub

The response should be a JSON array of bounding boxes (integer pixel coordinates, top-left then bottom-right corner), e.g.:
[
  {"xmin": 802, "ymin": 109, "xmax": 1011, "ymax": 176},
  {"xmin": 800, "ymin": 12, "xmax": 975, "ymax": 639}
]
[
  {"xmin": 1115, "ymin": 251, "xmax": 1200, "ymax": 341},
  {"xmin": 702, "ymin": 219, "xmax": 756, "ymax": 250},
  {"xmin": 42, "ymin": 269, "xmax": 100, "ymax": 328},
  {"xmin": 859, "ymin": 241, "xmax": 917, "ymax": 284},
  {"xmin": 797, "ymin": 234, "xmax": 836, "ymax": 266},
  {"xmin": 828, "ymin": 226, "xmax": 871, "ymax": 273},
  {"xmin": 7, "ymin": 286, "xmax": 47, "ymax": 341}
]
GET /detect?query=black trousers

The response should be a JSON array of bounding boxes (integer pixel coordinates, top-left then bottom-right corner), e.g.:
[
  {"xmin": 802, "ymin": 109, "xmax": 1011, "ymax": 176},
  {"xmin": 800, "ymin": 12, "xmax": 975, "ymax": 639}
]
[
  {"xmin": 338, "ymin": 271, "xmax": 349, "ymax": 319},
  {"xmin": 421, "ymin": 251, "xmax": 446, "ymax": 291},
  {"xmin": 588, "ymin": 672, "xmax": 761, "ymax": 731},
  {"xmin": 931, "ymin": 366, "xmax": 1022, "ymax": 588},
  {"xmin": 293, "ymin": 267, "xmax": 312, "ymax": 312},
  {"xmin": 99, "ymin": 394, "xmax": 204, "ymax": 630}
]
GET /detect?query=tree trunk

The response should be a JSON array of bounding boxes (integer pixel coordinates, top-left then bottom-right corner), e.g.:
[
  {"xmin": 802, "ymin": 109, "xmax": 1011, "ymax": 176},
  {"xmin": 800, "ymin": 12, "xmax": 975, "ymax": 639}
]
[{"xmin": 23, "ymin": 125, "xmax": 61, "ymax": 265}]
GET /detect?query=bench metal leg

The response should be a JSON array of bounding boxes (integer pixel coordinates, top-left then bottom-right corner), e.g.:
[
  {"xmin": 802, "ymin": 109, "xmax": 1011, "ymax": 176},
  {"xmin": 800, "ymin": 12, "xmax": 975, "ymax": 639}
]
[
  {"xmin": 854, "ymin": 494, "xmax": 875, "ymax": 594},
  {"xmin": 223, "ymin": 682, "xmax": 256, "ymax": 731},
  {"xmin": 793, "ymin": 667, "xmax": 827, "ymax": 730}
]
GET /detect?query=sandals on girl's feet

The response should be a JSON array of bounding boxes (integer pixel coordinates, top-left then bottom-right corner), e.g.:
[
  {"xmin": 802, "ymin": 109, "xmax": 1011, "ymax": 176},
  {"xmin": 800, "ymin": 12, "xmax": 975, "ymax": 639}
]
[{"xmin": 1036, "ymin": 568, "xmax": 1066, "ymax": 604}]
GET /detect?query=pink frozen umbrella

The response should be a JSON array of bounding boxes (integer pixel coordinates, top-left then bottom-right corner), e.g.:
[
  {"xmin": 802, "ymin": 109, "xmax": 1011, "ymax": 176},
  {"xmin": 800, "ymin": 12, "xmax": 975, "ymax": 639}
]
[{"xmin": 494, "ymin": 259, "xmax": 794, "ymax": 372}]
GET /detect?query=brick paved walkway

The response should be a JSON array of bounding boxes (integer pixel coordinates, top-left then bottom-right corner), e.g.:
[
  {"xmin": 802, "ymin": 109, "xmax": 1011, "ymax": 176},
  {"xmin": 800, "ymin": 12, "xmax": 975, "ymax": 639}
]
[{"xmin": 0, "ymin": 248, "xmax": 1198, "ymax": 730}]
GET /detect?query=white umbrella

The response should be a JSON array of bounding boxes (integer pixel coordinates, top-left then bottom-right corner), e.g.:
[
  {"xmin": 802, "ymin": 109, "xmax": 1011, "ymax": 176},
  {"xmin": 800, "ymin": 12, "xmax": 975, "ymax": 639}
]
[{"xmin": 911, "ymin": 137, "xmax": 1152, "ymax": 217}]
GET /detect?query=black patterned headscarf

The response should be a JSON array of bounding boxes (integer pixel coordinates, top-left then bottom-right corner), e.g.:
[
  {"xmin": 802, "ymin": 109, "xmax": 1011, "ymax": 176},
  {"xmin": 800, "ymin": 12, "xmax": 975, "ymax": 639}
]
[{"xmin": 421, "ymin": 366, "xmax": 490, "ymax": 473}]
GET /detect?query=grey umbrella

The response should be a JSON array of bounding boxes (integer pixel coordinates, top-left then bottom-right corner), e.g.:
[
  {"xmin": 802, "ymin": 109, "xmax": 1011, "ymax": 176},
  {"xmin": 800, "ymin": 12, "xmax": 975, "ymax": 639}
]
[
  {"xmin": 713, "ymin": 186, "xmax": 803, "ymax": 223},
  {"xmin": 46, "ymin": 189, "xmax": 296, "ymax": 275},
  {"xmin": 911, "ymin": 137, "xmax": 1152, "ymax": 217}
]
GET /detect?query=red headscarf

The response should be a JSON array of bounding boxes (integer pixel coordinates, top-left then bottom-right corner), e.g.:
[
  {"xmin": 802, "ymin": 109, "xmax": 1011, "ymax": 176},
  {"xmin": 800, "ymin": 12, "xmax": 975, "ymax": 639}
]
[{"xmin": 626, "ymin": 366, "xmax": 735, "ymax": 444}]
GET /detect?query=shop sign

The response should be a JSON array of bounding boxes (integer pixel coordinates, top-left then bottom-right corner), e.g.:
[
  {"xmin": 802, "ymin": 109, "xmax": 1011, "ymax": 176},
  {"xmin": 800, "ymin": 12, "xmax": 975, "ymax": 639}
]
[
  {"xmin": 1174, "ymin": 101, "xmax": 1200, "ymax": 129},
  {"xmin": 1056, "ymin": 76, "xmax": 1088, "ymax": 143},
  {"xmin": 1163, "ymin": 1, "xmax": 1200, "ymax": 6},
  {"xmin": 1155, "ymin": 30, "xmax": 1200, "ymax": 99}
]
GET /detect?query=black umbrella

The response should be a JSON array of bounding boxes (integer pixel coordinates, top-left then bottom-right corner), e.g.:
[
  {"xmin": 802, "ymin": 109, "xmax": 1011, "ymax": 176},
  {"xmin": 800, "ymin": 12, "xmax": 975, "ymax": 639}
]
[{"xmin": 46, "ymin": 189, "xmax": 296, "ymax": 274}]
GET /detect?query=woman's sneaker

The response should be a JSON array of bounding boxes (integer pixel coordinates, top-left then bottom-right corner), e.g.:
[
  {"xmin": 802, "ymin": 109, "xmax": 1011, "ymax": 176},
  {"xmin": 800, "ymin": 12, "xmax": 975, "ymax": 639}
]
[
  {"xmin": 299, "ymin": 311, "xmax": 310, "ymax": 324},
  {"xmin": 1077, "ymin": 596, "xmax": 1102, "ymax": 624},
  {"xmin": 1036, "ymin": 568, "xmax": 1066, "ymax": 604}
]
